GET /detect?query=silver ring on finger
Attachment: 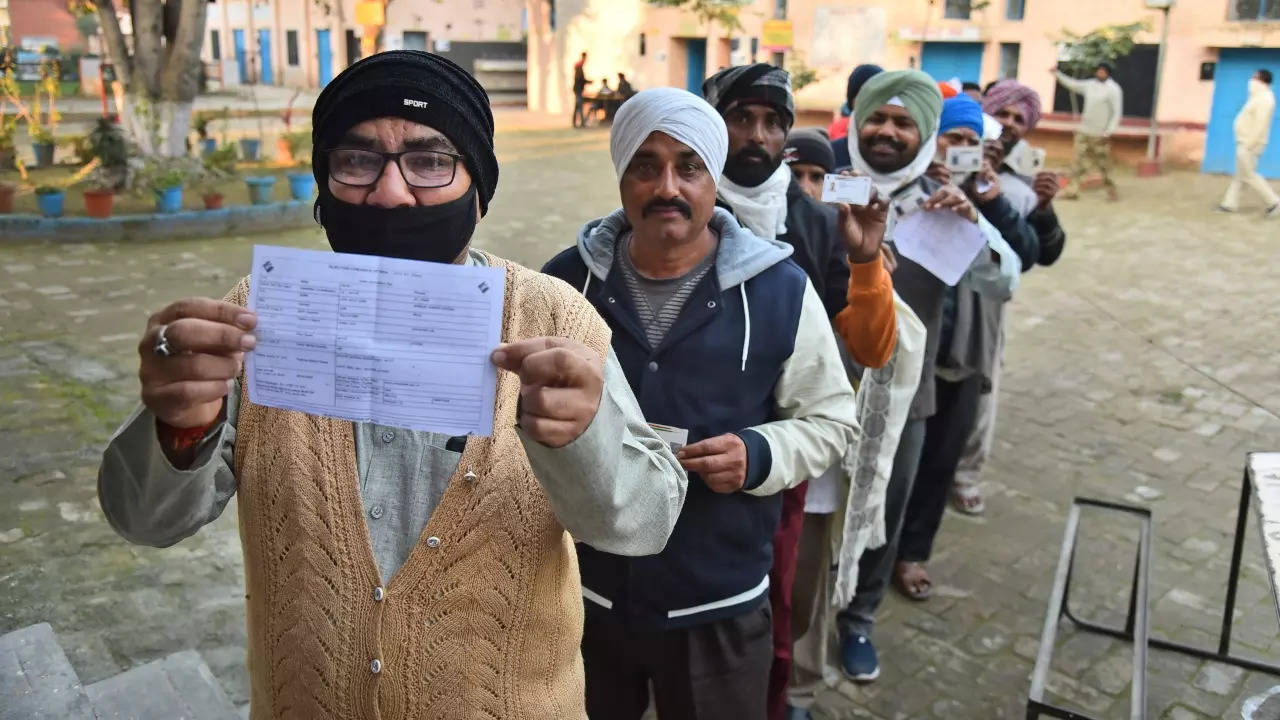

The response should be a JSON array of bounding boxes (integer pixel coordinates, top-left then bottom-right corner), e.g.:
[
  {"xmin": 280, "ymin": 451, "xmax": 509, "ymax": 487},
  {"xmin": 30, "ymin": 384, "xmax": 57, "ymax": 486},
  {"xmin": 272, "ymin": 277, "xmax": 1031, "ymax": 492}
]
[{"xmin": 153, "ymin": 324, "xmax": 175, "ymax": 357}]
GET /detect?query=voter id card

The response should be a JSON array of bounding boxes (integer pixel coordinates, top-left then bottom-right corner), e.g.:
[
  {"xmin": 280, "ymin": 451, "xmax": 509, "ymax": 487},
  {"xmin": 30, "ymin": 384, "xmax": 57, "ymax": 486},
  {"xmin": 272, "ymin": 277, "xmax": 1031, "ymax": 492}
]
[
  {"xmin": 1007, "ymin": 142, "xmax": 1046, "ymax": 177},
  {"xmin": 648, "ymin": 422, "xmax": 689, "ymax": 454},
  {"xmin": 945, "ymin": 146, "xmax": 983, "ymax": 173},
  {"xmin": 893, "ymin": 183, "xmax": 930, "ymax": 217},
  {"xmin": 820, "ymin": 174, "xmax": 872, "ymax": 206}
]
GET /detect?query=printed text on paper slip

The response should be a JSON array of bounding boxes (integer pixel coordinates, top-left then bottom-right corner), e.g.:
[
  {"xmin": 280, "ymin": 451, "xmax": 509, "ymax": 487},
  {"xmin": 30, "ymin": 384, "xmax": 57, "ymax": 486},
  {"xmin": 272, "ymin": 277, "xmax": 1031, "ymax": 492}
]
[{"xmin": 246, "ymin": 245, "xmax": 506, "ymax": 436}]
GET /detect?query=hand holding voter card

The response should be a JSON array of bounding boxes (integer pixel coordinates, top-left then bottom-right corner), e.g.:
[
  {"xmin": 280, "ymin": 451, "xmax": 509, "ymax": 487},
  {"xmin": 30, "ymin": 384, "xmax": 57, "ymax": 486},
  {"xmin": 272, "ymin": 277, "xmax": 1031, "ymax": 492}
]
[
  {"xmin": 1005, "ymin": 141, "xmax": 1047, "ymax": 178},
  {"xmin": 821, "ymin": 172, "xmax": 890, "ymax": 265},
  {"xmin": 887, "ymin": 172, "xmax": 989, "ymax": 287}
]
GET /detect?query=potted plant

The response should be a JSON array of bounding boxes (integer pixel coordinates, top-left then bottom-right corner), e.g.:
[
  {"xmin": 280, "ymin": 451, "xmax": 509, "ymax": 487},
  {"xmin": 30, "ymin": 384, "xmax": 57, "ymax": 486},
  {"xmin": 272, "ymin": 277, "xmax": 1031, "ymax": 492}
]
[
  {"xmin": 151, "ymin": 168, "xmax": 187, "ymax": 213},
  {"xmin": 0, "ymin": 123, "xmax": 15, "ymax": 171},
  {"xmin": 193, "ymin": 112, "xmax": 217, "ymax": 157},
  {"xmin": 281, "ymin": 130, "xmax": 314, "ymax": 200},
  {"xmin": 35, "ymin": 185, "xmax": 65, "ymax": 218},
  {"xmin": 0, "ymin": 180, "xmax": 15, "ymax": 214},
  {"xmin": 201, "ymin": 144, "xmax": 238, "ymax": 210},
  {"xmin": 244, "ymin": 173, "xmax": 276, "ymax": 205},
  {"xmin": 27, "ymin": 58, "xmax": 61, "ymax": 167},
  {"xmin": 31, "ymin": 127, "xmax": 56, "ymax": 167},
  {"xmin": 80, "ymin": 118, "xmax": 128, "ymax": 218}
]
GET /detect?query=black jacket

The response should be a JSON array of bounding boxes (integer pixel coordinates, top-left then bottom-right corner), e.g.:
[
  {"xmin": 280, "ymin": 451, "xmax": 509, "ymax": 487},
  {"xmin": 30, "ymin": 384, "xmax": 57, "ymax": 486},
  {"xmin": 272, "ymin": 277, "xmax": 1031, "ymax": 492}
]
[{"xmin": 718, "ymin": 179, "xmax": 850, "ymax": 321}]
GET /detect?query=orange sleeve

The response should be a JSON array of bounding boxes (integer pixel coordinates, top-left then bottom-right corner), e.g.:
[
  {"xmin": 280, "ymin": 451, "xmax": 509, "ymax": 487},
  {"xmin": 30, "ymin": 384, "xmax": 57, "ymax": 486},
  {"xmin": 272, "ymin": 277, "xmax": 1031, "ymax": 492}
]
[{"xmin": 833, "ymin": 258, "xmax": 897, "ymax": 369}]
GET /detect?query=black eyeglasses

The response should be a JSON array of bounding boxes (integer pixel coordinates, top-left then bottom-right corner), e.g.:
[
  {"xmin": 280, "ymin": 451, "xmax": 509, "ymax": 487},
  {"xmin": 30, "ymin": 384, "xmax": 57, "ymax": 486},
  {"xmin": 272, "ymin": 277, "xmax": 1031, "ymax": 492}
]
[{"xmin": 323, "ymin": 148, "xmax": 464, "ymax": 189}]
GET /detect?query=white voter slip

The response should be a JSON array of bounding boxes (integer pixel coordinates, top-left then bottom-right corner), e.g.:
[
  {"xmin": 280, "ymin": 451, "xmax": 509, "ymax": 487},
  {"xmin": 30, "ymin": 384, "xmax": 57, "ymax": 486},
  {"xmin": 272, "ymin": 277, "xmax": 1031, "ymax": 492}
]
[{"xmin": 246, "ymin": 244, "xmax": 506, "ymax": 436}]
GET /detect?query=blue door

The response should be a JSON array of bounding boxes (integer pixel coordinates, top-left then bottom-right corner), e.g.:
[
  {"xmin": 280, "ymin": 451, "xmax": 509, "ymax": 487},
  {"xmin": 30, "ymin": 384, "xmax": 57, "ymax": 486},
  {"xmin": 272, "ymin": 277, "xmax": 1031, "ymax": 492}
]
[
  {"xmin": 1203, "ymin": 48, "xmax": 1280, "ymax": 179},
  {"xmin": 233, "ymin": 29, "xmax": 247, "ymax": 84},
  {"xmin": 316, "ymin": 29, "xmax": 333, "ymax": 86},
  {"xmin": 921, "ymin": 42, "xmax": 984, "ymax": 86},
  {"xmin": 686, "ymin": 39, "xmax": 706, "ymax": 94},
  {"xmin": 258, "ymin": 29, "xmax": 274, "ymax": 84}
]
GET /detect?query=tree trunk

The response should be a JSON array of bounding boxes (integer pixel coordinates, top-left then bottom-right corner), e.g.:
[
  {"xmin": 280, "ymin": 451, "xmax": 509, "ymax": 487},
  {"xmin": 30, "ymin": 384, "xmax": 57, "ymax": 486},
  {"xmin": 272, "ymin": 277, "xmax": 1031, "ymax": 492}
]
[
  {"xmin": 131, "ymin": 0, "xmax": 164, "ymax": 98},
  {"xmin": 160, "ymin": 0, "xmax": 208, "ymax": 105},
  {"xmin": 95, "ymin": 0, "xmax": 133, "ymax": 87}
]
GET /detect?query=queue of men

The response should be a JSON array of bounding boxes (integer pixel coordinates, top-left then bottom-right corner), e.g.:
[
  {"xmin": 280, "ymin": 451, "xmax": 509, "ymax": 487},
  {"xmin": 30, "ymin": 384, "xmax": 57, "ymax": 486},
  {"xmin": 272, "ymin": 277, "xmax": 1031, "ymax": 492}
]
[{"xmin": 96, "ymin": 50, "xmax": 1080, "ymax": 720}]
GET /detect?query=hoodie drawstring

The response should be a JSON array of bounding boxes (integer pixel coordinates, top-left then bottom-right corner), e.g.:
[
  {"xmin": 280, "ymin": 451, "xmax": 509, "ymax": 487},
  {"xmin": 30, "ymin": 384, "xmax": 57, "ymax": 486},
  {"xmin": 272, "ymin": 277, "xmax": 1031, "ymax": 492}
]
[
  {"xmin": 739, "ymin": 283, "xmax": 750, "ymax": 372},
  {"xmin": 581, "ymin": 273, "xmax": 591, "ymax": 296}
]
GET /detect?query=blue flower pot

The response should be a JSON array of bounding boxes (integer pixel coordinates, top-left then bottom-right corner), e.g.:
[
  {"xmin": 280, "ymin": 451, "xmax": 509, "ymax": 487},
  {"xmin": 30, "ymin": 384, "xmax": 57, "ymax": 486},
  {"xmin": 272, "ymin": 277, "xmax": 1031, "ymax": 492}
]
[
  {"xmin": 36, "ymin": 191, "xmax": 65, "ymax": 218},
  {"xmin": 239, "ymin": 138, "xmax": 261, "ymax": 161},
  {"xmin": 32, "ymin": 141, "xmax": 55, "ymax": 167},
  {"xmin": 286, "ymin": 172, "xmax": 315, "ymax": 200},
  {"xmin": 201, "ymin": 138, "xmax": 218, "ymax": 157},
  {"xmin": 245, "ymin": 176, "xmax": 277, "ymax": 205},
  {"xmin": 154, "ymin": 186, "xmax": 184, "ymax": 213}
]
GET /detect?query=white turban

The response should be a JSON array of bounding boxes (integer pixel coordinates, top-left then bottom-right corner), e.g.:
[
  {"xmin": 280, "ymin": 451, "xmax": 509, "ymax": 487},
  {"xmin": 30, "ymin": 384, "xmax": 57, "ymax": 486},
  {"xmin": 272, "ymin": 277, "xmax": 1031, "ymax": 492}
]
[{"xmin": 609, "ymin": 87, "xmax": 728, "ymax": 184}]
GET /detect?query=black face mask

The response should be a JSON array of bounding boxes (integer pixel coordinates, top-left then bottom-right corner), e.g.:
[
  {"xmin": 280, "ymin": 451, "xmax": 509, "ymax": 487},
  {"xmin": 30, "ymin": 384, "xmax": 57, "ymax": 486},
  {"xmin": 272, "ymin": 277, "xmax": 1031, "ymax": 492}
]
[{"xmin": 318, "ymin": 185, "xmax": 478, "ymax": 263}]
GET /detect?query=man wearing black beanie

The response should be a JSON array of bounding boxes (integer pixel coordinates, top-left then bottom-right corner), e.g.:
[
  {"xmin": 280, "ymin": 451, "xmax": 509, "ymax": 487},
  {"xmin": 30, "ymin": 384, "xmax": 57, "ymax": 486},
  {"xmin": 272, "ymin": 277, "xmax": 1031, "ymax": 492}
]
[{"xmin": 96, "ymin": 50, "xmax": 687, "ymax": 719}]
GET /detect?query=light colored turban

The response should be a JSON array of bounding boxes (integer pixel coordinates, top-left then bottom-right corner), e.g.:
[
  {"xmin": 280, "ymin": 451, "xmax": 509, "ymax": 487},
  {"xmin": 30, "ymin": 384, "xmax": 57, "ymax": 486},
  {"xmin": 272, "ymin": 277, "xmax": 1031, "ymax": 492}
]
[{"xmin": 609, "ymin": 87, "xmax": 728, "ymax": 184}]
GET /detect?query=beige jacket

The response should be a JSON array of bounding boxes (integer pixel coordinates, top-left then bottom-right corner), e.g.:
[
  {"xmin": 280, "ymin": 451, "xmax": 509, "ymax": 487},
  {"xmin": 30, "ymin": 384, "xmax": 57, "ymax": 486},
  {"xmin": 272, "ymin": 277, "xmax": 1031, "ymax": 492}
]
[
  {"xmin": 1056, "ymin": 71, "xmax": 1123, "ymax": 137},
  {"xmin": 1235, "ymin": 79, "xmax": 1276, "ymax": 153}
]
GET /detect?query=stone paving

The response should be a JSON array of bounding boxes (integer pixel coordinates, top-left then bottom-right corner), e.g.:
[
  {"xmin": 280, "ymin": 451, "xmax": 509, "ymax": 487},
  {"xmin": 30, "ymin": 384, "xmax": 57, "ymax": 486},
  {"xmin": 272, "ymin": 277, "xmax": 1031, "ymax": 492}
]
[{"xmin": 2, "ymin": 124, "xmax": 1279, "ymax": 719}]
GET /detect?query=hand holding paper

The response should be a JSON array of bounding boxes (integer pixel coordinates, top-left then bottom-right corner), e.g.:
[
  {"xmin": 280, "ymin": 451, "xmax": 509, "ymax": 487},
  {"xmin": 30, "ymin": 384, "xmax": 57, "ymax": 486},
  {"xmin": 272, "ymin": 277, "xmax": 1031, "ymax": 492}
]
[
  {"xmin": 891, "ymin": 209, "xmax": 989, "ymax": 286},
  {"xmin": 830, "ymin": 172, "xmax": 890, "ymax": 264},
  {"xmin": 491, "ymin": 337, "xmax": 604, "ymax": 449}
]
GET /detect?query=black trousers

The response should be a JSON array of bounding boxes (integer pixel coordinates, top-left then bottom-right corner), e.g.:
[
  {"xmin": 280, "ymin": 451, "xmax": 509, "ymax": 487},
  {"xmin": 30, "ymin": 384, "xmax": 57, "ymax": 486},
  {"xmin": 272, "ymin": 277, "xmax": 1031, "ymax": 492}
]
[
  {"xmin": 582, "ymin": 604, "xmax": 773, "ymax": 720},
  {"xmin": 897, "ymin": 374, "xmax": 984, "ymax": 563}
]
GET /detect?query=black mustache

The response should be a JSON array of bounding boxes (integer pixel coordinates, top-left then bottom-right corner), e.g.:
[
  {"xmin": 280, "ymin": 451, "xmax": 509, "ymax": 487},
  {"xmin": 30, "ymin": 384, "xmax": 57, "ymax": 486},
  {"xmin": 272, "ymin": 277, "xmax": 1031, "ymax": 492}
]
[
  {"xmin": 731, "ymin": 145, "xmax": 773, "ymax": 164},
  {"xmin": 868, "ymin": 136, "xmax": 907, "ymax": 153},
  {"xmin": 642, "ymin": 199, "xmax": 693, "ymax": 219}
]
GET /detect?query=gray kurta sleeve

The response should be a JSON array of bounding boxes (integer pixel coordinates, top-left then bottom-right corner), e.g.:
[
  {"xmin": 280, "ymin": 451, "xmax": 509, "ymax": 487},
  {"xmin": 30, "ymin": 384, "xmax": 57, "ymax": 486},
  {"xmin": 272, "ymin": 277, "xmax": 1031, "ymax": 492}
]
[
  {"xmin": 97, "ymin": 382, "xmax": 240, "ymax": 547},
  {"xmin": 518, "ymin": 348, "xmax": 687, "ymax": 557}
]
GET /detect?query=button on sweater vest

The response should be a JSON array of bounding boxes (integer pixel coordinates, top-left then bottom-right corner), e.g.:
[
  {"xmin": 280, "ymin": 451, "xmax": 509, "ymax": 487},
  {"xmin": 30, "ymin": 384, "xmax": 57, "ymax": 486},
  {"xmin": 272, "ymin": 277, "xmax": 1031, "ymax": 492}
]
[{"xmin": 224, "ymin": 254, "xmax": 611, "ymax": 719}]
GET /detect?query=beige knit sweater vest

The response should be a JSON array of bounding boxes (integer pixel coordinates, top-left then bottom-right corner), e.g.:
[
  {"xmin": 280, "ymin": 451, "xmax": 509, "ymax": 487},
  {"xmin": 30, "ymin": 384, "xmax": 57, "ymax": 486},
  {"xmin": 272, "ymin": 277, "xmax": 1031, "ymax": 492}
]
[{"xmin": 225, "ymin": 253, "xmax": 611, "ymax": 720}]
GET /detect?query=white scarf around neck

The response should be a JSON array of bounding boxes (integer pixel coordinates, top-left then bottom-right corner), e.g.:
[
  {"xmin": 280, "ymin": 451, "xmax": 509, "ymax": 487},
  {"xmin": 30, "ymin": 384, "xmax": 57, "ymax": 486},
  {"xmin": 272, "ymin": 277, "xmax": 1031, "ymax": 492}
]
[
  {"xmin": 846, "ymin": 113, "xmax": 938, "ymax": 199},
  {"xmin": 717, "ymin": 161, "xmax": 791, "ymax": 240}
]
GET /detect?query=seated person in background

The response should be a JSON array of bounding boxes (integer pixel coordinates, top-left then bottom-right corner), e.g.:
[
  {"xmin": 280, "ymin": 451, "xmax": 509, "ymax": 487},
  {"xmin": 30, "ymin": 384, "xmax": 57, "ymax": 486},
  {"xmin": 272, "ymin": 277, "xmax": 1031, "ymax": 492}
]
[{"xmin": 618, "ymin": 73, "xmax": 635, "ymax": 98}]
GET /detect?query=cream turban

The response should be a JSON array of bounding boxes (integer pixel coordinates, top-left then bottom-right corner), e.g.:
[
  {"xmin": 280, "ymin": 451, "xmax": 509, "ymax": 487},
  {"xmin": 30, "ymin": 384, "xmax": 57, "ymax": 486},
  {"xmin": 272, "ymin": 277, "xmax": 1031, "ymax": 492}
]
[{"xmin": 609, "ymin": 87, "xmax": 728, "ymax": 183}]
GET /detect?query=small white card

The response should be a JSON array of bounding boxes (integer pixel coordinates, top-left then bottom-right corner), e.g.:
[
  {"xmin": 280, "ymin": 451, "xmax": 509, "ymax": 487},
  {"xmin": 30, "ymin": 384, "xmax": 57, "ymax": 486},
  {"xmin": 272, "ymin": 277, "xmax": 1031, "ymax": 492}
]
[
  {"xmin": 820, "ymin": 174, "xmax": 872, "ymax": 206},
  {"xmin": 648, "ymin": 422, "xmax": 689, "ymax": 453},
  {"xmin": 891, "ymin": 210, "xmax": 989, "ymax": 287},
  {"xmin": 1006, "ymin": 142, "xmax": 1047, "ymax": 177},
  {"xmin": 945, "ymin": 146, "xmax": 983, "ymax": 173}
]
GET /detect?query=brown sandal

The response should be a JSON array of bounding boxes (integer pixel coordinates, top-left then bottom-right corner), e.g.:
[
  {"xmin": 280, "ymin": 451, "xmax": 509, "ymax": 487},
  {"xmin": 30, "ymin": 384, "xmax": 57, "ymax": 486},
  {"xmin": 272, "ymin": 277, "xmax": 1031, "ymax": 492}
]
[{"xmin": 893, "ymin": 561, "xmax": 933, "ymax": 601}]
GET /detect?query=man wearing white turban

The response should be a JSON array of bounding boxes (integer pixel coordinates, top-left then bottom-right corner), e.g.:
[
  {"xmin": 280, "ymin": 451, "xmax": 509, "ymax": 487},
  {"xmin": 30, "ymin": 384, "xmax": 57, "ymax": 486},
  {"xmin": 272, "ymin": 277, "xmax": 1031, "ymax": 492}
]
[{"xmin": 543, "ymin": 87, "xmax": 860, "ymax": 720}]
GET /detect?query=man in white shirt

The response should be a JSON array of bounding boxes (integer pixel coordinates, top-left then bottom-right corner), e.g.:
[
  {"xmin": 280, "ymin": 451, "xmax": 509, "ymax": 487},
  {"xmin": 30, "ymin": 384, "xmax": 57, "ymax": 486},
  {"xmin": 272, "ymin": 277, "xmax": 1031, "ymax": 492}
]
[
  {"xmin": 1053, "ymin": 62, "xmax": 1123, "ymax": 201},
  {"xmin": 1217, "ymin": 68, "xmax": 1279, "ymax": 218}
]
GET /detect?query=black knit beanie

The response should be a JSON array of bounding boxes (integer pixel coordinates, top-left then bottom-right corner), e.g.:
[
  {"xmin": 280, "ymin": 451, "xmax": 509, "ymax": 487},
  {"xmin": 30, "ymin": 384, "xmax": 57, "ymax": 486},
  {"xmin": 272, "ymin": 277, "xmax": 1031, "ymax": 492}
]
[
  {"xmin": 311, "ymin": 50, "xmax": 498, "ymax": 216},
  {"xmin": 783, "ymin": 128, "xmax": 835, "ymax": 173}
]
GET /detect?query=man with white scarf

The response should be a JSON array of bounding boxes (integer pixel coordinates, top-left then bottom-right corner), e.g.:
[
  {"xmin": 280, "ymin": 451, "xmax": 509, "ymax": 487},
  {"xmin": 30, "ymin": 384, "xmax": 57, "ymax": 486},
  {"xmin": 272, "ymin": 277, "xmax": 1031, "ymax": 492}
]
[
  {"xmin": 701, "ymin": 64, "xmax": 899, "ymax": 720},
  {"xmin": 542, "ymin": 87, "xmax": 860, "ymax": 720},
  {"xmin": 829, "ymin": 69, "xmax": 1022, "ymax": 688}
]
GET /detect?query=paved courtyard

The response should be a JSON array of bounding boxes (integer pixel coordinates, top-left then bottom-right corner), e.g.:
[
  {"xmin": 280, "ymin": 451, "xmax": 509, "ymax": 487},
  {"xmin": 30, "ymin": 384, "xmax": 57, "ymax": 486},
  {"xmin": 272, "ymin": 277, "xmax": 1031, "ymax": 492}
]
[{"xmin": 2, "ymin": 125, "xmax": 1279, "ymax": 719}]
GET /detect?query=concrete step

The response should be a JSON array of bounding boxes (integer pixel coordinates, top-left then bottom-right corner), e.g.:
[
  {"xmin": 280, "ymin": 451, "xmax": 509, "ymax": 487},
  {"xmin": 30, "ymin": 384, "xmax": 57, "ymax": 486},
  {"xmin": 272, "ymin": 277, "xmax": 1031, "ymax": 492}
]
[
  {"xmin": 85, "ymin": 650, "xmax": 238, "ymax": 720},
  {"xmin": 0, "ymin": 622, "xmax": 94, "ymax": 720}
]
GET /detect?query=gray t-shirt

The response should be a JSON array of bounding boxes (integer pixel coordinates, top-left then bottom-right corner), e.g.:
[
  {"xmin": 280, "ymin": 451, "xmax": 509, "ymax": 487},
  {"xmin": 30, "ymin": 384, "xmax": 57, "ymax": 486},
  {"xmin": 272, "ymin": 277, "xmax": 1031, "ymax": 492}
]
[{"xmin": 616, "ymin": 232, "xmax": 716, "ymax": 348}]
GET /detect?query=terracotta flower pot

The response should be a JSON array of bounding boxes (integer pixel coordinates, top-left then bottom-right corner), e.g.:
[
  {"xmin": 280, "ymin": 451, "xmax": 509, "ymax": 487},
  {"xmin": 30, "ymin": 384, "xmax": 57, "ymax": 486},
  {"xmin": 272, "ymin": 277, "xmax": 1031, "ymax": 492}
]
[
  {"xmin": 203, "ymin": 192, "xmax": 225, "ymax": 210},
  {"xmin": 83, "ymin": 189, "xmax": 114, "ymax": 219},
  {"xmin": 0, "ymin": 182, "xmax": 15, "ymax": 214}
]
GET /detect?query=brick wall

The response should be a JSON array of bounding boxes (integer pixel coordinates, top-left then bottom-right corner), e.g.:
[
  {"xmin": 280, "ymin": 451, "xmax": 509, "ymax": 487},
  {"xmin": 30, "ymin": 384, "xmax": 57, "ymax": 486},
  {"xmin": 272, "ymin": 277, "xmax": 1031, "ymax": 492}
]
[{"xmin": 9, "ymin": 0, "xmax": 82, "ymax": 51}]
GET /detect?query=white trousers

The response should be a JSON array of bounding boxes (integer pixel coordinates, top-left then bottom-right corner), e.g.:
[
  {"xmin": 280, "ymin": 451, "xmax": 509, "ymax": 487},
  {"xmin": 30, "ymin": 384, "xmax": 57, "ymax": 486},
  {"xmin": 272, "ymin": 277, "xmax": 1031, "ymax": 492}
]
[{"xmin": 1222, "ymin": 144, "xmax": 1280, "ymax": 211}]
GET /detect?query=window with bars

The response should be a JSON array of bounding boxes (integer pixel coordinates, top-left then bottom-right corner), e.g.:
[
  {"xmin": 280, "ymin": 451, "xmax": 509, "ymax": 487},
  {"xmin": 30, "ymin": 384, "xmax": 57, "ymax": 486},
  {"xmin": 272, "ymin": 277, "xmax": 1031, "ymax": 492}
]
[
  {"xmin": 210, "ymin": 30, "xmax": 221, "ymax": 60},
  {"xmin": 1000, "ymin": 43, "xmax": 1020, "ymax": 79},
  {"xmin": 1229, "ymin": 0, "xmax": 1280, "ymax": 20},
  {"xmin": 286, "ymin": 30, "xmax": 299, "ymax": 66},
  {"xmin": 1007, "ymin": 0, "xmax": 1025, "ymax": 20}
]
